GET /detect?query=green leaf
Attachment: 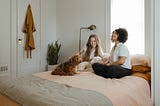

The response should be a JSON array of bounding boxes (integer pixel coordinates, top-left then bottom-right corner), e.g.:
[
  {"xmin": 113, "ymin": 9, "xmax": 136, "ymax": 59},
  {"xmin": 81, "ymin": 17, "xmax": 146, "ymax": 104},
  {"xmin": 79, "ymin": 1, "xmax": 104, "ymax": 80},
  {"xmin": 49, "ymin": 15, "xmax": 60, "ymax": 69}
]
[{"xmin": 47, "ymin": 40, "xmax": 61, "ymax": 65}]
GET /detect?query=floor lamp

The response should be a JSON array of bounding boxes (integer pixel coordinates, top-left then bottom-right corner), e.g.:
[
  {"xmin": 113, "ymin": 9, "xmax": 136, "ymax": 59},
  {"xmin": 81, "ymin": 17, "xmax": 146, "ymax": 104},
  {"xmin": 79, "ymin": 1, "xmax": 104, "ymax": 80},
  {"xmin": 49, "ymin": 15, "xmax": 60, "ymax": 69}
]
[{"xmin": 79, "ymin": 25, "xmax": 96, "ymax": 52}]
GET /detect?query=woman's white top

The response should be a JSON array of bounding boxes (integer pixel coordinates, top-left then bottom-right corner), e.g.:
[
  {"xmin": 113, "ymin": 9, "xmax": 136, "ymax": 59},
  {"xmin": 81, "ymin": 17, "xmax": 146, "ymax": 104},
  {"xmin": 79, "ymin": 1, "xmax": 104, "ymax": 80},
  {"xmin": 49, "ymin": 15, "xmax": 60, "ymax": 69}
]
[
  {"xmin": 110, "ymin": 43, "xmax": 131, "ymax": 69},
  {"xmin": 81, "ymin": 46, "xmax": 104, "ymax": 60}
]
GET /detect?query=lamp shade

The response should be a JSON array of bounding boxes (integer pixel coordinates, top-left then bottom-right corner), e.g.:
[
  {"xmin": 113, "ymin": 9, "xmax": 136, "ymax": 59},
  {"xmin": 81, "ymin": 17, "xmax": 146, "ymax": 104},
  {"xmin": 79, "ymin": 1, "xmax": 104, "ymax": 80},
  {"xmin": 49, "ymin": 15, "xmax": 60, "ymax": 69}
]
[{"xmin": 87, "ymin": 25, "xmax": 96, "ymax": 30}]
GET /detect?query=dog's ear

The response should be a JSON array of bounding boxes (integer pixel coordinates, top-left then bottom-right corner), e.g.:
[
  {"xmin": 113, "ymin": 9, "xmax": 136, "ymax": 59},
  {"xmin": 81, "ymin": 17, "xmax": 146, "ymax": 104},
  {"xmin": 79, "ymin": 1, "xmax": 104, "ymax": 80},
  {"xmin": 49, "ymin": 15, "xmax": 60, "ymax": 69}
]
[
  {"xmin": 75, "ymin": 52, "xmax": 81, "ymax": 55},
  {"xmin": 69, "ymin": 55, "xmax": 76, "ymax": 61},
  {"xmin": 79, "ymin": 51, "xmax": 82, "ymax": 55},
  {"xmin": 68, "ymin": 54, "xmax": 75, "ymax": 59}
]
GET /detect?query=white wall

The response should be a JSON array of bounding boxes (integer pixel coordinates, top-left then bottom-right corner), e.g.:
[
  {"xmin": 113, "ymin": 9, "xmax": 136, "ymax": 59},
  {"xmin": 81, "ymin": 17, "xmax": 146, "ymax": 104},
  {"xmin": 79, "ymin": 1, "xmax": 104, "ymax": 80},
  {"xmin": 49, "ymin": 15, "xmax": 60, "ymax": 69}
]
[
  {"xmin": 56, "ymin": 0, "xmax": 109, "ymax": 62},
  {"xmin": 145, "ymin": 0, "xmax": 152, "ymax": 56},
  {"xmin": 40, "ymin": 0, "xmax": 57, "ymax": 71},
  {"xmin": 0, "ymin": 0, "xmax": 56, "ymax": 76},
  {"xmin": 0, "ymin": 0, "xmax": 11, "ymax": 76},
  {"xmin": 151, "ymin": 0, "xmax": 160, "ymax": 105}
]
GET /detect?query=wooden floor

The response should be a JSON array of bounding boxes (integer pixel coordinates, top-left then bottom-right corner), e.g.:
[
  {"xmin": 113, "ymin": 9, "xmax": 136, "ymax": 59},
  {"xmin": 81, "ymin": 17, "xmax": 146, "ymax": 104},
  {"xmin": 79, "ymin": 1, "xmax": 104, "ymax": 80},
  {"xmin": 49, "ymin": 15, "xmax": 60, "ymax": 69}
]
[{"xmin": 0, "ymin": 94, "xmax": 19, "ymax": 106}]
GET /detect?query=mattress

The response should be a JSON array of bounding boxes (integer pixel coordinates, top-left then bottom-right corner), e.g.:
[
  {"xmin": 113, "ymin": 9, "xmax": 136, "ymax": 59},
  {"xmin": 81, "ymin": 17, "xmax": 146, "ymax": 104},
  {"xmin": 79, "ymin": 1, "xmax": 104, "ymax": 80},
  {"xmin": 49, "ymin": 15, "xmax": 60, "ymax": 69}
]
[
  {"xmin": 0, "ymin": 71, "xmax": 152, "ymax": 106},
  {"xmin": 34, "ymin": 71, "xmax": 152, "ymax": 106}
]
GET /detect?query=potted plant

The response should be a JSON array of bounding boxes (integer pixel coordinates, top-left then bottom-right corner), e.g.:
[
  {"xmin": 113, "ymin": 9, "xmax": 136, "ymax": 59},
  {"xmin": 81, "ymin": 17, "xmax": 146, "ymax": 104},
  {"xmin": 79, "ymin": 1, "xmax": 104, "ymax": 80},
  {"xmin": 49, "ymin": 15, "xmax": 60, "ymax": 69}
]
[{"xmin": 47, "ymin": 40, "xmax": 61, "ymax": 71}]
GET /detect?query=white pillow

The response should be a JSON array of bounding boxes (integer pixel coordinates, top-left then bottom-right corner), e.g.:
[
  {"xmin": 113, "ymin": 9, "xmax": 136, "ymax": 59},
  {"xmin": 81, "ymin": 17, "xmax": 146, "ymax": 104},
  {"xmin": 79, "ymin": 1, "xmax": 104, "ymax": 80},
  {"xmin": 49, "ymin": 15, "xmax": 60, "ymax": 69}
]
[
  {"xmin": 77, "ymin": 61, "xmax": 90, "ymax": 71},
  {"xmin": 130, "ymin": 54, "xmax": 151, "ymax": 67},
  {"xmin": 103, "ymin": 53, "xmax": 151, "ymax": 67}
]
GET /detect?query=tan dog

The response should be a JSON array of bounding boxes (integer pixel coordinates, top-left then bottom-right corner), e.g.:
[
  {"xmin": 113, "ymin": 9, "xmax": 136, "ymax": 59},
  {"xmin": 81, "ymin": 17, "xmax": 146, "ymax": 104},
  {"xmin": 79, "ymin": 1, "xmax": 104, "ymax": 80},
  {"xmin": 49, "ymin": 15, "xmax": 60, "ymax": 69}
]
[{"xmin": 51, "ymin": 54, "xmax": 82, "ymax": 76}]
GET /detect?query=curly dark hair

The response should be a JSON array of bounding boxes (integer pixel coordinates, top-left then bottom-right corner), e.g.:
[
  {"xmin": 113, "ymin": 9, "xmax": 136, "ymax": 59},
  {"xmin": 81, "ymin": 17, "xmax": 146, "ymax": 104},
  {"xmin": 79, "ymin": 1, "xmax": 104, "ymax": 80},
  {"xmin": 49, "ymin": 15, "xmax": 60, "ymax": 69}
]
[{"xmin": 114, "ymin": 28, "xmax": 128, "ymax": 43}]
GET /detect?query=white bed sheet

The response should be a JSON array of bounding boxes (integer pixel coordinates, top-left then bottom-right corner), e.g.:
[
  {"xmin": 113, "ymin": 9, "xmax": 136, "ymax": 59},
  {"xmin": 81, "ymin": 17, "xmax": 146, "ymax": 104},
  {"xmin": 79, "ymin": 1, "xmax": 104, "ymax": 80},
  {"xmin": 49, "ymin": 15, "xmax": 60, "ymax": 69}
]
[{"xmin": 34, "ymin": 71, "xmax": 152, "ymax": 106}]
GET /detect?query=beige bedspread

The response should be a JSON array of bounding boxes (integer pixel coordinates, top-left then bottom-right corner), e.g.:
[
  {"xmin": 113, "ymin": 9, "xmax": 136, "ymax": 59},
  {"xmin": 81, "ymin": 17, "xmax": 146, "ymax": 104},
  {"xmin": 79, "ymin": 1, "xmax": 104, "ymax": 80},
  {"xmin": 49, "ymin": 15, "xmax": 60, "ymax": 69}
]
[
  {"xmin": 34, "ymin": 71, "xmax": 152, "ymax": 106},
  {"xmin": 0, "ymin": 75, "xmax": 112, "ymax": 106}
]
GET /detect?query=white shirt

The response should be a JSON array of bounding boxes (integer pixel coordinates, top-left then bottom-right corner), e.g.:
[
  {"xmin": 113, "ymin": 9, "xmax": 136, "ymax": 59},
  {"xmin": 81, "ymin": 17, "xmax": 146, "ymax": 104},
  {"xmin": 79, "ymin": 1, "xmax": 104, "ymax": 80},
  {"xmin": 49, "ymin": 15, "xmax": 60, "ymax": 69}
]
[
  {"xmin": 110, "ymin": 43, "xmax": 131, "ymax": 69},
  {"xmin": 81, "ymin": 46, "xmax": 104, "ymax": 60}
]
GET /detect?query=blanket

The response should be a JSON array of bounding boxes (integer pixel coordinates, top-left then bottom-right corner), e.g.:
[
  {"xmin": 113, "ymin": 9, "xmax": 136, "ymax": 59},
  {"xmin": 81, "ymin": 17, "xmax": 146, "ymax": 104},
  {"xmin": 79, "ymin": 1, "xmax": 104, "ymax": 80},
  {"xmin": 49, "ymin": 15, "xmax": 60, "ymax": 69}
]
[
  {"xmin": 0, "ymin": 75, "xmax": 112, "ymax": 106},
  {"xmin": 131, "ymin": 65, "xmax": 151, "ymax": 84}
]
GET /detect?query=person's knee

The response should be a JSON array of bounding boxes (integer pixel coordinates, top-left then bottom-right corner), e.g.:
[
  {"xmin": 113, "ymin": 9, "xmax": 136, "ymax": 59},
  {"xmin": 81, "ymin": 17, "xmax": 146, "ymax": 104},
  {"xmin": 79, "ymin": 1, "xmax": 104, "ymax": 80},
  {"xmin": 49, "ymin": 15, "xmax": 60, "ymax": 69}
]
[
  {"xmin": 92, "ymin": 63, "xmax": 99, "ymax": 69},
  {"xmin": 127, "ymin": 70, "xmax": 132, "ymax": 76},
  {"xmin": 92, "ymin": 63, "xmax": 100, "ymax": 73}
]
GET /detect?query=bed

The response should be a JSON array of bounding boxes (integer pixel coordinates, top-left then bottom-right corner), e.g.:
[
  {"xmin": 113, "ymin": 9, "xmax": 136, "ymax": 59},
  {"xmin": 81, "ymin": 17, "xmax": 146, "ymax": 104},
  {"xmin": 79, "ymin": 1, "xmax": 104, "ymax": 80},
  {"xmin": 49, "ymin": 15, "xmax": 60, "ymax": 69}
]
[{"xmin": 0, "ymin": 54, "xmax": 152, "ymax": 106}]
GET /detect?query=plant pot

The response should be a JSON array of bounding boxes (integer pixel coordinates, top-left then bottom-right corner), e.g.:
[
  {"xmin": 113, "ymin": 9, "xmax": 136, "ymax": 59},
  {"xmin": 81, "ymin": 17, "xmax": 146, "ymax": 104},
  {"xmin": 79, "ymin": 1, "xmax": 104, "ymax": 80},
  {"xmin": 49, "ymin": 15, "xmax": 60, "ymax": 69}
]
[{"xmin": 47, "ymin": 64, "xmax": 58, "ymax": 71}]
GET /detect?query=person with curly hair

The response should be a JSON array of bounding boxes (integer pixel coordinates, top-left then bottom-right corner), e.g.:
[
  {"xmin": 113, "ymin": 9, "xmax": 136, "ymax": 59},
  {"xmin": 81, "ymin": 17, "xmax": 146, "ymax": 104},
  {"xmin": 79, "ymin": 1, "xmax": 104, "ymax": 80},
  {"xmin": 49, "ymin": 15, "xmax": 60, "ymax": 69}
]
[{"xmin": 92, "ymin": 28, "xmax": 132, "ymax": 78}]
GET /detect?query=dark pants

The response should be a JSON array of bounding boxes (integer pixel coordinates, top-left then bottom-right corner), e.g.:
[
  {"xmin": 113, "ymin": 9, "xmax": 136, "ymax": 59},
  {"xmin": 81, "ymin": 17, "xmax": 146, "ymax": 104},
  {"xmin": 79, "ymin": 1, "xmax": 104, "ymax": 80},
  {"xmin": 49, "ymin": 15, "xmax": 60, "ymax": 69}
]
[{"xmin": 92, "ymin": 63, "xmax": 132, "ymax": 78}]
